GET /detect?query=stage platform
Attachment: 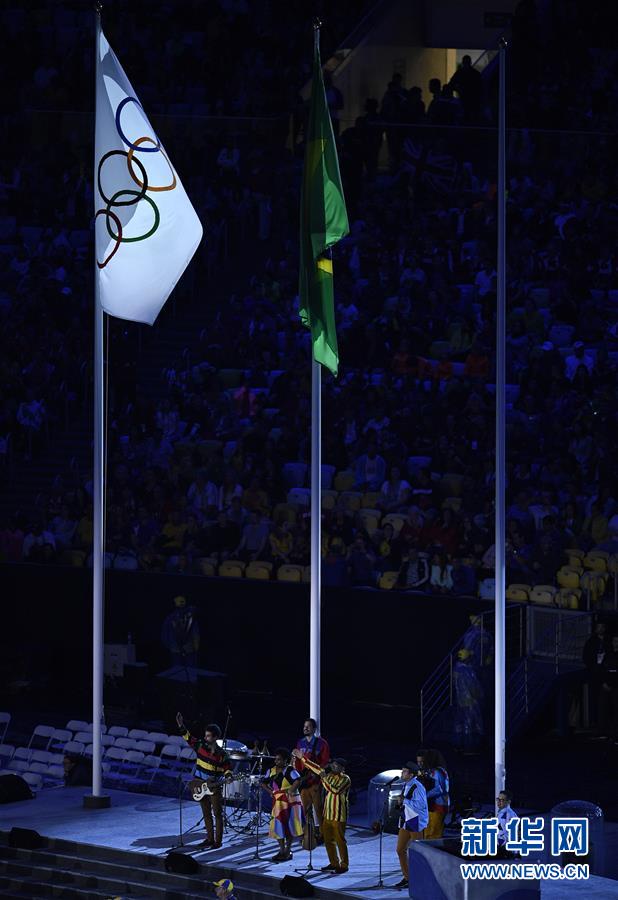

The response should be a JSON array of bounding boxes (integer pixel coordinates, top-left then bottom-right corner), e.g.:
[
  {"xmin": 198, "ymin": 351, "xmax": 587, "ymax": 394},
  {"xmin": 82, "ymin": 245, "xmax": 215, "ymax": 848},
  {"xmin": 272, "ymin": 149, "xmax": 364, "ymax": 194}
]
[{"xmin": 0, "ymin": 788, "xmax": 617, "ymax": 899}]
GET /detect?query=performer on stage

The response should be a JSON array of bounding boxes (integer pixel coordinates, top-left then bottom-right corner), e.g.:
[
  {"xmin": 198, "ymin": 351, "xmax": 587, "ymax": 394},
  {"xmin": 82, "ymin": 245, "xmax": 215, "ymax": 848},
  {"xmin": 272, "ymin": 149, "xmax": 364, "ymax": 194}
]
[
  {"xmin": 292, "ymin": 749, "xmax": 350, "ymax": 874},
  {"xmin": 176, "ymin": 711, "xmax": 232, "ymax": 850},
  {"xmin": 260, "ymin": 747, "xmax": 305, "ymax": 862},
  {"xmin": 294, "ymin": 717, "xmax": 330, "ymax": 837},
  {"xmin": 395, "ymin": 762, "xmax": 429, "ymax": 889},
  {"xmin": 416, "ymin": 748, "xmax": 450, "ymax": 839}
]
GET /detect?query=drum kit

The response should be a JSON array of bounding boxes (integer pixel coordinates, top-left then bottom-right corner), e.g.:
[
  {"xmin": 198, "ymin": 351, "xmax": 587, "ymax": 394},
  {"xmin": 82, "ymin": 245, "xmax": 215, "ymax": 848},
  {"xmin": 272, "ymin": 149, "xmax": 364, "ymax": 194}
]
[{"xmin": 214, "ymin": 739, "xmax": 275, "ymax": 837}]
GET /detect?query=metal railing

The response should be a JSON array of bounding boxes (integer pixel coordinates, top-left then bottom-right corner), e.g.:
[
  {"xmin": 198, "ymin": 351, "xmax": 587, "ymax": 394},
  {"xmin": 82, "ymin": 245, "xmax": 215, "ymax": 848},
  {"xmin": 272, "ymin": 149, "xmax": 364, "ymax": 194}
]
[{"xmin": 420, "ymin": 603, "xmax": 525, "ymax": 742}]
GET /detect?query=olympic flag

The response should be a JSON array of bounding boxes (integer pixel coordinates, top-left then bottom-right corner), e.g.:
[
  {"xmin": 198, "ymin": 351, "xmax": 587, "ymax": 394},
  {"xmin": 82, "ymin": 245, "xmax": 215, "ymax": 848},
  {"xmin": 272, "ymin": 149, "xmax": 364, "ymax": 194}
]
[{"xmin": 95, "ymin": 29, "xmax": 202, "ymax": 324}]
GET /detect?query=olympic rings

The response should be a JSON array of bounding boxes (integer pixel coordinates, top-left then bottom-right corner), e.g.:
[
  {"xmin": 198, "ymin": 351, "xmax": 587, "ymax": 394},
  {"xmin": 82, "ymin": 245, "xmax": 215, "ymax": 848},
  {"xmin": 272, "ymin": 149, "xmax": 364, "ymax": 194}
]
[
  {"xmin": 105, "ymin": 189, "xmax": 160, "ymax": 243},
  {"xmin": 95, "ymin": 208, "xmax": 123, "ymax": 269},
  {"xmin": 115, "ymin": 97, "xmax": 161, "ymax": 153},
  {"xmin": 127, "ymin": 137, "xmax": 177, "ymax": 192},
  {"xmin": 98, "ymin": 150, "xmax": 148, "ymax": 206}
]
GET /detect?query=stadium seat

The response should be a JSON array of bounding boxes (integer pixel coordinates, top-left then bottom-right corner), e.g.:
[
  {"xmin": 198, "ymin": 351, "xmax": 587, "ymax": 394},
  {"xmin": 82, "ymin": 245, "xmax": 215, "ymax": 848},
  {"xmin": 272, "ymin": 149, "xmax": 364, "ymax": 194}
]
[
  {"xmin": 135, "ymin": 740, "xmax": 156, "ymax": 755},
  {"xmin": 283, "ymin": 462, "xmax": 307, "ymax": 488},
  {"xmin": 128, "ymin": 729, "xmax": 150, "ymax": 741},
  {"xmin": 27, "ymin": 725, "xmax": 55, "ymax": 750},
  {"xmin": 246, "ymin": 561, "xmax": 272, "ymax": 580},
  {"xmin": 277, "ymin": 564, "xmax": 303, "ymax": 583},
  {"xmin": 219, "ymin": 560, "xmax": 245, "ymax": 578},
  {"xmin": 584, "ymin": 551, "xmax": 609, "ymax": 572},
  {"xmin": 273, "ymin": 503, "xmax": 297, "ymax": 524},
  {"xmin": 108, "ymin": 726, "xmax": 129, "ymax": 739},
  {"xmin": 580, "ymin": 571, "xmax": 607, "ymax": 607},
  {"xmin": 556, "ymin": 567, "xmax": 581, "ymax": 590},
  {"xmin": 63, "ymin": 740, "xmax": 85, "ymax": 756},
  {"xmin": 49, "ymin": 729, "xmax": 72, "ymax": 751},
  {"xmin": 529, "ymin": 585, "xmax": 557, "ymax": 606},
  {"xmin": 361, "ymin": 492, "xmax": 381, "ymax": 509},
  {"xmin": 0, "ymin": 744, "xmax": 15, "ymax": 766},
  {"xmin": 66, "ymin": 720, "xmax": 89, "ymax": 734},
  {"xmin": 339, "ymin": 491, "xmax": 362, "ymax": 511},
  {"xmin": 114, "ymin": 737, "xmax": 138, "ymax": 751},
  {"xmin": 321, "ymin": 490, "xmax": 337, "ymax": 510},
  {"xmin": 196, "ymin": 557, "xmax": 217, "ymax": 577},
  {"xmin": 333, "ymin": 470, "xmax": 355, "ymax": 492},
  {"xmin": 506, "ymin": 585, "xmax": 530, "ymax": 603},
  {"xmin": 382, "ymin": 514, "xmax": 406, "ymax": 535},
  {"xmin": 22, "ymin": 772, "xmax": 42, "ymax": 792},
  {"xmin": 287, "ymin": 487, "xmax": 311, "ymax": 507},
  {"xmin": 556, "ymin": 588, "xmax": 581, "ymax": 610},
  {"xmin": 378, "ymin": 571, "xmax": 399, "ymax": 590},
  {"xmin": 321, "ymin": 464, "xmax": 335, "ymax": 489}
]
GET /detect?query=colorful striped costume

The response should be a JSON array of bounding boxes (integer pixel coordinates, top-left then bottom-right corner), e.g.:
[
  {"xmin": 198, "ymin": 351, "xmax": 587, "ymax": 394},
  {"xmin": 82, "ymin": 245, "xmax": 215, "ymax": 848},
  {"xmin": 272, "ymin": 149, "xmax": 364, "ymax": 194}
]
[
  {"xmin": 181, "ymin": 730, "xmax": 232, "ymax": 781},
  {"xmin": 302, "ymin": 757, "xmax": 350, "ymax": 822},
  {"xmin": 262, "ymin": 765, "xmax": 305, "ymax": 841}
]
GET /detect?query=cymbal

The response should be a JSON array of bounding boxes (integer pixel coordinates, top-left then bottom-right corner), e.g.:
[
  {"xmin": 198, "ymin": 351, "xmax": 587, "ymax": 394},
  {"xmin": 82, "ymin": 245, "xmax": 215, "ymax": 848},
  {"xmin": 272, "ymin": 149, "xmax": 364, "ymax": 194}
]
[{"xmin": 251, "ymin": 752, "xmax": 274, "ymax": 759}]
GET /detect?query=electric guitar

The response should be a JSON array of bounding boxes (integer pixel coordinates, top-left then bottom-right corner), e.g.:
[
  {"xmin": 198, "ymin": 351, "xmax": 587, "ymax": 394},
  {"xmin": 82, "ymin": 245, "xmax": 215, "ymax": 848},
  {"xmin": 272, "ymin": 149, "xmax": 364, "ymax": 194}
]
[{"xmin": 191, "ymin": 773, "xmax": 248, "ymax": 801}]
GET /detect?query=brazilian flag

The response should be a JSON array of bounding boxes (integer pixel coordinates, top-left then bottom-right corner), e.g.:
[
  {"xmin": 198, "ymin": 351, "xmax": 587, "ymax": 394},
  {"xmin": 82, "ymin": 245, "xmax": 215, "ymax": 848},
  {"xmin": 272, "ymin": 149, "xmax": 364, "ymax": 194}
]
[{"xmin": 299, "ymin": 37, "xmax": 349, "ymax": 377}]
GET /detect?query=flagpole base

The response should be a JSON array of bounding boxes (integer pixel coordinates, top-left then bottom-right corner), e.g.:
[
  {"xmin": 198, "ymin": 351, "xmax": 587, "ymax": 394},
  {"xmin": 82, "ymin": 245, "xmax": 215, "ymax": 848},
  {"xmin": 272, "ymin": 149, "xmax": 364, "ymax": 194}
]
[{"xmin": 83, "ymin": 794, "xmax": 111, "ymax": 809}]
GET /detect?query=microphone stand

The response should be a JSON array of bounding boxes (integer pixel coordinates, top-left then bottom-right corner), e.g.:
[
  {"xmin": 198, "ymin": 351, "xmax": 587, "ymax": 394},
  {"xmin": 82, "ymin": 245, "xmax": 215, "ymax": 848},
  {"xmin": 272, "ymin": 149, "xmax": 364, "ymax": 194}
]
[
  {"xmin": 252, "ymin": 754, "xmax": 268, "ymax": 860},
  {"xmin": 295, "ymin": 813, "xmax": 317, "ymax": 876},
  {"xmin": 370, "ymin": 779, "xmax": 397, "ymax": 888},
  {"xmin": 221, "ymin": 706, "xmax": 232, "ymax": 834}
]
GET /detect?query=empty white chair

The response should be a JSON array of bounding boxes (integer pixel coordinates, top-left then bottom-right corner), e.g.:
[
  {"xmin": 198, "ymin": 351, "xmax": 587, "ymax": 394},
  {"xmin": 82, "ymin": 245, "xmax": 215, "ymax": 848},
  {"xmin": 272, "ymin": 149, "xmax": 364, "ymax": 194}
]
[
  {"xmin": 28, "ymin": 725, "xmax": 55, "ymax": 750},
  {"xmin": 63, "ymin": 740, "xmax": 84, "ymax": 756},
  {"xmin": 46, "ymin": 764, "xmax": 65, "ymax": 781},
  {"xmin": 135, "ymin": 740, "xmax": 155, "ymax": 754},
  {"xmin": 30, "ymin": 750, "xmax": 53, "ymax": 765},
  {"xmin": 114, "ymin": 737, "xmax": 137, "ymax": 751},
  {"xmin": 28, "ymin": 762, "xmax": 48, "ymax": 777},
  {"xmin": 0, "ymin": 712, "xmax": 10, "ymax": 744},
  {"xmin": 160, "ymin": 744, "xmax": 181, "ymax": 768},
  {"xmin": 22, "ymin": 772, "xmax": 42, "ymax": 792},
  {"xmin": 8, "ymin": 760, "xmax": 29, "ymax": 773},
  {"xmin": 164, "ymin": 735, "xmax": 186, "ymax": 748},
  {"xmin": 108, "ymin": 726, "xmax": 129, "ymax": 739},
  {"xmin": 147, "ymin": 731, "xmax": 169, "ymax": 746},
  {"xmin": 74, "ymin": 731, "xmax": 94, "ymax": 745},
  {"xmin": 49, "ymin": 753, "xmax": 64, "ymax": 766},
  {"xmin": 128, "ymin": 729, "xmax": 149, "ymax": 741},
  {"xmin": 13, "ymin": 747, "xmax": 32, "ymax": 763},
  {"xmin": 49, "ymin": 729, "xmax": 72, "ymax": 751},
  {"xmin": 0, "ymin": 744, "xmax": 15, "ymax": 765},
  {"xmin": 101, "ymin": 734, "xmax": 116, "ymax": 748},
  {"xmin": 66, "ymin": 720, "xmax": 88, "ymax": 733}
]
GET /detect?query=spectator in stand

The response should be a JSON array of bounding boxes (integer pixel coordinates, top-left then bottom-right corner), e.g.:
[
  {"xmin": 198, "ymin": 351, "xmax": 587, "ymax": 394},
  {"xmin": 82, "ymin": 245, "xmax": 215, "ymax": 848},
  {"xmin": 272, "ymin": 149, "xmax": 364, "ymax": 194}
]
[
  {"xmin": 448, "ymin": 55, "xmax": 483, "ymax": 123},
  {"xmin": 397, "ymin": 547, "xmax": 429, "ymax": 590},
  {"xmin": 378, "ymin": 466, "xmax": 411, "ymax": 512},
  {"xmin": 451, "ymin": 556, "xmax": 477, "ymax": 596},
  {"xmin": 22, "ymin": 522, "xmax": 56, "ymax": 561},
  {"xmin": 564, "ymin": 342, "xmax": 595, "ymax": 381},
  {"xmin": 354, "ymin": 444, "xmax": 386, "ymax": 492},
  {"xmin": 430, "ymin": 552, "xmax": 454, "ymax": 593},
  {"xmin": 269, "ymin": 521, "xmax": 293, "ymax": 565},
  {"xmin": 347, "ymin": 535, "xmax": 376, "ymax": 587},
  {"xmin": 235, "ymin": 511, "xmax": 269, "ymax": 562}
]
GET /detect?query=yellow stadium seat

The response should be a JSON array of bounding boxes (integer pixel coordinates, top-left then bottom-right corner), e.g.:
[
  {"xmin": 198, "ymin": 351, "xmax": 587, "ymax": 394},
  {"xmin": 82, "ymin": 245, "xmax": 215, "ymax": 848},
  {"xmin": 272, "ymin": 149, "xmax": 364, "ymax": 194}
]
[
  {"xmin": 565, "ymin": 548, "xmax": 585, "ymax": 567},
  {"xmin": 273, "ymin": 503, "xmax": 297, "ymax": 525},
  {"xmin": 529, "ymin": 585, "xmax": 557, "ymax": 606},
  {"xmin": 382, "ymin": 513, "xmax": 406, "ymax": 534},
  {"xmin": 196, "ymin": 557, "xmax": 216, "ymax": 577},
  {"xmin": 440, "ymin": 473, "xmax": 463, "ymax": 496},
  {"xmin": 219, "ymin": 560, "xmax": 245, "ymax": 578},
  {"xmin": 60, "ymin": 550, "xmax": 86, "ymax": 567},
  {"xmin": 506, "ymin": 585, "xmax": 530, "ymax": 602},
  {"xmin": 277, "ymin": 564, "xmax": 303, "ymax": 583},
  {"xmin": 378, "ymin": 571, "xmax": 399, "ymax": 590},
  {"xmin": 339, "ymin": 491, "xmax": 362, "ymax": 511},
  {"xmin": 321, "ymin": 490, "xmax": 338, "ymax": 510},
  {"xmin": 333, "ymin": 470, "xmax": 355, "ymax": 492},
  {"xmin": 584, "ymin": 552, "xmax": 608, "ymax": 573},
  {"xmin": 556, "ymin": 588, "xmax": 581, "ymax": 610},
  {"xmin": 580, "ymin": 571, "xmax": 607, "ymax": 607},
  {"xmin": 361, "ymin": 492, "xmax": 381, "ymax": 509},
  {"xmin": 556, "ymin": 566, "xmax": 581, "ymax": 590},
  {"xmin": 246, "ymin": 562, "xmax": 271, "ymax": 580}
]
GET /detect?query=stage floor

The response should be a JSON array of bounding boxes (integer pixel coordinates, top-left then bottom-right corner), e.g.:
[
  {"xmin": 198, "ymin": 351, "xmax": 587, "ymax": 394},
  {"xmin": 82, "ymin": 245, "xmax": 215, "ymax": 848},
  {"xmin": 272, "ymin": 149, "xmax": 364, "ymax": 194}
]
[{"xmin": 0, "ymin": 788, "xmax": 616, "ymax": 899}]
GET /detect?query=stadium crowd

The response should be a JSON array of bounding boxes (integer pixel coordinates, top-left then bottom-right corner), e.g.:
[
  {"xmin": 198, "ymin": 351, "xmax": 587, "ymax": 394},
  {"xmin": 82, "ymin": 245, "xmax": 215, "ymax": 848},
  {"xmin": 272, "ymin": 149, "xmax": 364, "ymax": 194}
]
[{"xmin": 1, "ymin": 1, "xmax": 618, "ymax": 606}]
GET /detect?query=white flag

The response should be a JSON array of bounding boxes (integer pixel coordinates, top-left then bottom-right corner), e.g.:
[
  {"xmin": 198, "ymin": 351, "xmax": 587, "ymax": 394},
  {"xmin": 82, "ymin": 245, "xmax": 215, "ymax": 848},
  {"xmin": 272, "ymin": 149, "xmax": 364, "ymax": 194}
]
[{"xmin": 95, "ymin": 29, "xmax": 202, "ymax": 324}]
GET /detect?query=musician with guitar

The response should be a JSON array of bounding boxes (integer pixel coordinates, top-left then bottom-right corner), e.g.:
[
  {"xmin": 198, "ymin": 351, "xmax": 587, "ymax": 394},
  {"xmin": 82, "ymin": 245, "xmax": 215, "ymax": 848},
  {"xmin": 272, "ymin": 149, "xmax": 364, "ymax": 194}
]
[
  {"xmin": 260, "ymin": 748, "xmax": 305, "ymax": 862},
  {"xmin": 294, "ymin": 718, "xmax": 330, "ymax": 841},
  {"xmin": 176, "ymin": 711, "xmax": 232, "ymax": 850}
]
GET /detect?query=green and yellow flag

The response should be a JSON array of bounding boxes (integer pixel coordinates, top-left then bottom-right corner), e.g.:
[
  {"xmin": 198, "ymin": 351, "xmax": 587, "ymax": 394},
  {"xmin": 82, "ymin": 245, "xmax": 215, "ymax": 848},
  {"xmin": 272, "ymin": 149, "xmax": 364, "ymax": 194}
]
[{"xmin": 299, "ymin": 35, "xmax": 349, "ymax": 376}]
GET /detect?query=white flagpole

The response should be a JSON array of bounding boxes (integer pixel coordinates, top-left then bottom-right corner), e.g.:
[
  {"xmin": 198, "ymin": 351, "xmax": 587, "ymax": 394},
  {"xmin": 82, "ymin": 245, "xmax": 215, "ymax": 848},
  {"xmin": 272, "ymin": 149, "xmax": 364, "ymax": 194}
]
[
  {"xmin": 86, "ymin": 3, "xmax": 109, "ymax": 808},
  {"xmin": 309, "ymin": 354, "xmax": 321, "ymax": 725},
  {"xmin": 494, "ymin": 37, "xmax": 507, "ymax": 806}
]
